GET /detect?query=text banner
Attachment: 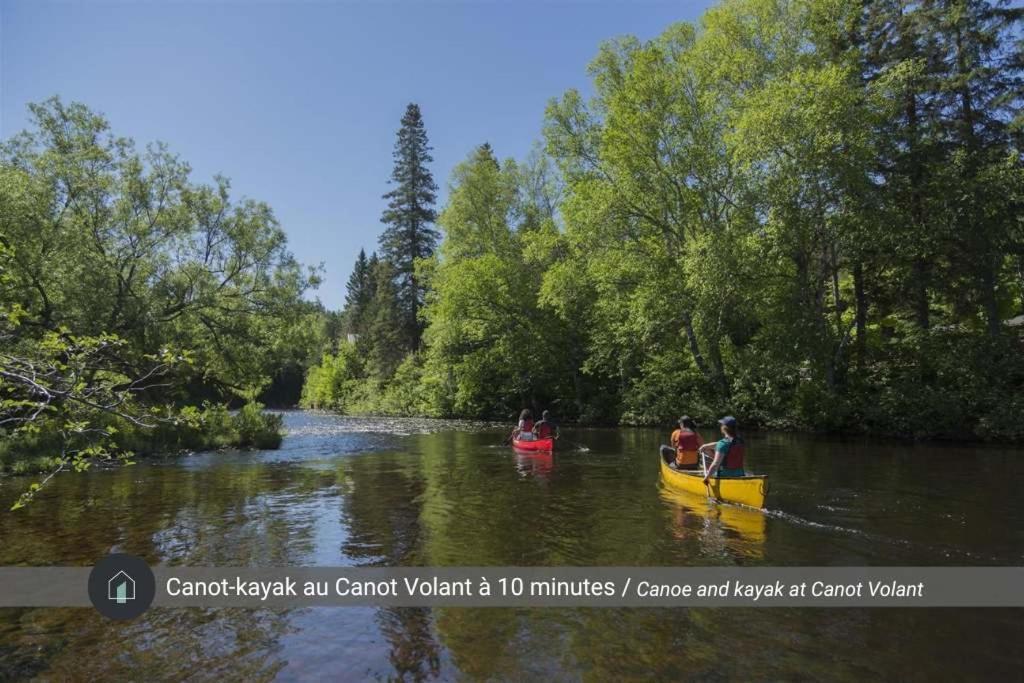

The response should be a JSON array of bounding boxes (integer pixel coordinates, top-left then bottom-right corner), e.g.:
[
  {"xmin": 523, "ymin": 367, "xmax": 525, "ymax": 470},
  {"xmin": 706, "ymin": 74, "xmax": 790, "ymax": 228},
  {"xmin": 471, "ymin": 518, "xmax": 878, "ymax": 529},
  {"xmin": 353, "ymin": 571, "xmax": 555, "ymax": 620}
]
[{"xmin": 1, "ymin": 567, "xmax": 1023, "ymax": 608}]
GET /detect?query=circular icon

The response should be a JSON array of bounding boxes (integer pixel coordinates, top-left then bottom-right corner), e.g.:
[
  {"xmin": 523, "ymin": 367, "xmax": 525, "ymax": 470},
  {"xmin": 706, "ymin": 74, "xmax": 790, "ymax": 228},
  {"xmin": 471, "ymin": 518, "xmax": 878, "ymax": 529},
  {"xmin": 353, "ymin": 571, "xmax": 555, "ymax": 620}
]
[{"xmin": 88, "ymin": 553, "xmax": 156, "ymax": 620}]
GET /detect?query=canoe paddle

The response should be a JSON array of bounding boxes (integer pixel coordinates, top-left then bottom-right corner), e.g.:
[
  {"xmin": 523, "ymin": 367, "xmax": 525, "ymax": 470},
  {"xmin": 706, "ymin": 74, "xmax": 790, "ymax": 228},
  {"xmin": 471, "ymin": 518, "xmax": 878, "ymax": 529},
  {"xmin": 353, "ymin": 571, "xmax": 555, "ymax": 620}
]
[{"xmin": 700, "ymin": 449, "xmax": 713, "ymax": 499}]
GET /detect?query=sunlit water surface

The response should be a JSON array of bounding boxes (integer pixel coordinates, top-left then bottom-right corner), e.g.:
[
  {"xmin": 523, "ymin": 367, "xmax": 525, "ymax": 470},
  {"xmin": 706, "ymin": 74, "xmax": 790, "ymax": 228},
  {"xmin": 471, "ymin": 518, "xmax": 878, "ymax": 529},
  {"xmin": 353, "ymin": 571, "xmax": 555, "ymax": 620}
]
[{"xmin": 1, "ymin": 411, "xmax": 1022, "ymax": 680}]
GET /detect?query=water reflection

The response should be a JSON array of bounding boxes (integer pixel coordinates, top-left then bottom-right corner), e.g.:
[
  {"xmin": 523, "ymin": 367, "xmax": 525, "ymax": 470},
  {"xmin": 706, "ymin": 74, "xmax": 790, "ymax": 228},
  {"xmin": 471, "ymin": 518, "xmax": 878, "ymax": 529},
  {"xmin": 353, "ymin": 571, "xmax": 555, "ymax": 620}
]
[
  {"xmin": 514, "ymin": 451, "xmax": 554, "ymax": 478},
  {"xmin": 335, "ymin": 448, "xmax": 445, "ymax": 680},
  {"xmin": 658, "ymin": 484, "xmax": 766, "ymax": 560},
  {"xmin": 0, "ymin": 412, "xmax": 1023, "ymax": 679}
]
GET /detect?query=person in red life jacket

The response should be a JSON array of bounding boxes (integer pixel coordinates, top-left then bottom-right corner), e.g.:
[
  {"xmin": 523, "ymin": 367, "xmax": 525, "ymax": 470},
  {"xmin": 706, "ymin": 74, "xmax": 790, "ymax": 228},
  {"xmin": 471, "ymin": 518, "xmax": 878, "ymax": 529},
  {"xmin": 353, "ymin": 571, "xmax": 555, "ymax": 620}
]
[
  {"xmin": 699, "ymin": 415, "xmax": 746, "ymax": 482},
  {"xmin": 512, "ymin": 409, "xmax": 536, "ymax": 442},
  {"xmin": 660, "ymin": 416, "xmax": 703, "ymax": 469},
  {"xmin": 532, "ymin": 410, "xmax": 560, "ymax": 440}
]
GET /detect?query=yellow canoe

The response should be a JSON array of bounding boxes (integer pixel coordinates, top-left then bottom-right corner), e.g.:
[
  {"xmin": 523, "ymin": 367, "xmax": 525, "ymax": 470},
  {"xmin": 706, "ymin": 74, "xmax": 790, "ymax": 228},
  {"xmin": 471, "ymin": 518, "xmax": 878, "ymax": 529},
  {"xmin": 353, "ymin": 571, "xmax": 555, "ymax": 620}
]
[{"xmin": 659, "ymin": 449, "xmax": 768, "ymax": 509}]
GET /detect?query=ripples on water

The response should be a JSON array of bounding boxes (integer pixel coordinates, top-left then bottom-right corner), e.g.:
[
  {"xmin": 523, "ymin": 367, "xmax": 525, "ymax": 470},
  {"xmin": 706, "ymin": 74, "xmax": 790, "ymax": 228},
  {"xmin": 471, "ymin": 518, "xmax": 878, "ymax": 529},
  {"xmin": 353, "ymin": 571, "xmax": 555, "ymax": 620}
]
[
  {"xmin": 1, "ymin": 411, "xmax": 1023, "ymax": 680},
  {"xmin": 286, "ymin": 411, "xmax": 499, "ymax": 437}
]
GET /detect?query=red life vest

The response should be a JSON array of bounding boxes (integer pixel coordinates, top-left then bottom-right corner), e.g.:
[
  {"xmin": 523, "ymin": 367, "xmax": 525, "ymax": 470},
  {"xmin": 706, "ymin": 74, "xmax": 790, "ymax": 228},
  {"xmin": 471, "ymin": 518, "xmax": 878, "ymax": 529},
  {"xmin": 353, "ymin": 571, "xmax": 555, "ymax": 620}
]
[
  {"xmin": 721, "ymin": 438, "xmax": 746, "ymax": 470},
  {"xmin": 520, "ymin": 419, "xmax": 534, "ymax": 433},
  {"xmin": 535, "ymin": 422, "xmax": 553, "ymax": 439},
  {"xmin": 676, "ymin": 430, "xmax": 700, "ymax": 451}
]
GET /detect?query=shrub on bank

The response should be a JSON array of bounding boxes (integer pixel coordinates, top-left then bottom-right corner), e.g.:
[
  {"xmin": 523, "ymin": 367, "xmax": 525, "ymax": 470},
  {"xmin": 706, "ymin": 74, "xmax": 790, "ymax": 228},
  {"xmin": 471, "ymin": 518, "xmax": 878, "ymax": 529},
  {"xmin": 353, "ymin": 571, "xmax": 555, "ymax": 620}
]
[
  {"xmin": 233, "ymin": 402, "xmax": 284, "ymax": 449},
  {"xmin": 300, "ymin": 350, "xmax": 441, "ymax": 418},
  {"xmin": 0, "ymin": 402, "xmax": 284, "ymax": 475},
  {"xmin": 113, "ymin": 401, "xmax": 284, "ymax": 453}
]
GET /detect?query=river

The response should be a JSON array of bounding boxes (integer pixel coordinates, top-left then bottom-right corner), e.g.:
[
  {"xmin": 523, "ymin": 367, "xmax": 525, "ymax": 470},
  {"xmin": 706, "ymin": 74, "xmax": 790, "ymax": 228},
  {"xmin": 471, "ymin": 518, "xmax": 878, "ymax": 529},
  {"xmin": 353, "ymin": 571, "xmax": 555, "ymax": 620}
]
[{"xmin": 1, "ymin": 411, "xmax": 1022, "ymax": 680}]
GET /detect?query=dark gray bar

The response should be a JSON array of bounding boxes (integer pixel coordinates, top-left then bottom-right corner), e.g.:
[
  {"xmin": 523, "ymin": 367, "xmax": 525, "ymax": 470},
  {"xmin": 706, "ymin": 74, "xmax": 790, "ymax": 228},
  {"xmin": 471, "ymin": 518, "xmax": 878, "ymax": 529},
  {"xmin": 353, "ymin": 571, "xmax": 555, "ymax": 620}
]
[
  {"xmin": 0, "ymin": 568, "xmax": 92, "ymax": 607},
  {"xmin": 1, "ymin": 567, "xmax": 1022, "ymax": 608}
]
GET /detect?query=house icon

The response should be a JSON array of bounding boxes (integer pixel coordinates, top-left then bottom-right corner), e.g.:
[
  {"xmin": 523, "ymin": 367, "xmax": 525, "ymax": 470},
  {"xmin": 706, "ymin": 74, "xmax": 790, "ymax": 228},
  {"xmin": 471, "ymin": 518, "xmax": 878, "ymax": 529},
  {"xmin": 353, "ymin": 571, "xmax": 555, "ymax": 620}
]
[{"xmin": 108, "ymin": 571, "xmax": 136, "ymax": 604}]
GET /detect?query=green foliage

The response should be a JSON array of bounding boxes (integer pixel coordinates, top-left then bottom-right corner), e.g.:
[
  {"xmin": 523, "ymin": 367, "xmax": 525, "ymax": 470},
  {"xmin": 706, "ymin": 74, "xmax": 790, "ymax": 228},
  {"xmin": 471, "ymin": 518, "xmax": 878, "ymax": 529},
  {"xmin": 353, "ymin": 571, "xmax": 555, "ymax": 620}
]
[
  {"xmin": 1, "ymin": 99, "xmax": 310, "ymax": 505},
  {"xmin": 2, "ymin": 402, "xmax": 284, "ymax": 475},
  {"xmin": 1, "ymin": 97, "xmax": 320, "ymax": 402},
  {"xmin": 419, "ymin": 144, "xmax": 575, "ymax": 418},
  {"xmin": 354, "ymin": 355, "xmax": 438, "ymax": 417},
  {"xmin": 532, "ymin": 0, "xmax": 1024, "ymax": 437},
  {"xmin": 343, "ymin": 249, "xmax": 374, "ymax": 338},
  {"xmin": 364, "ymin": 259, "xmax": 407, "ymax": 379},
  {"xmin": 8, "ymin": 456, "xmax": 64, "ymax": 476},
  {"xmin": 299, "ymin": 0, "xmax": 1024, "ymax": 441},
  {"xmin": 232, "ymin": 403, "xmax": 284, "ymax": 449},
  {"xmin": 379, "ymin": 103, "xmax": 440, "ymax": 351},
  {"xmin": 300, "ymin": 341, "xmax": 365, "ymax": 411}
]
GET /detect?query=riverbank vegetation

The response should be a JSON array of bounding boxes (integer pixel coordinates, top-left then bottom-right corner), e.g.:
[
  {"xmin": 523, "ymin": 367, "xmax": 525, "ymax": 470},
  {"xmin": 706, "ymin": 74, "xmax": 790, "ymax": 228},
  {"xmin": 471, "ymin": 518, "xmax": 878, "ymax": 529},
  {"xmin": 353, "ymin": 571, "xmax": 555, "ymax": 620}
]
[
  {"xmin": 304, "ymin": 0, "xmax": 1024, "ymax": 440},
  {"xmin": 1, "ymin": 99, "xmax": 318, "ymax": 503}
]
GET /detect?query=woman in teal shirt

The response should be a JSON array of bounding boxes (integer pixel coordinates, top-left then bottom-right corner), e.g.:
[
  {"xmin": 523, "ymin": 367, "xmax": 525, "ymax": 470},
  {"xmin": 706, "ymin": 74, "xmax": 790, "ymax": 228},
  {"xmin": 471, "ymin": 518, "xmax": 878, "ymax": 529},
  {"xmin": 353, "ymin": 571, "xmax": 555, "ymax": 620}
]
[{"xmin": 699, "ymin": 416, "xmax": 747, "ymax": 483}]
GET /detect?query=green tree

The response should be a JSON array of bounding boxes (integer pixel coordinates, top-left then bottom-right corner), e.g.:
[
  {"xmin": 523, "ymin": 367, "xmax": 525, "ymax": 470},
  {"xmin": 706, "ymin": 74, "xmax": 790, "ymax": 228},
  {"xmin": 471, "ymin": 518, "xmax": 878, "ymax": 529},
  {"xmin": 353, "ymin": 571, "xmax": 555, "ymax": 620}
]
[
  {"xmin": 342, "ymin": 248, "xmax": 374, "ymax": 338},
  {"xmin": 300, "ymin": 339, "xmax": 364, "ymax": 411},
  {"xmin": 859, "ymin": 0, "xmax": 945, "ymax": 332},
  {"xmin": 0, "ymin": 241, "xmax": 186, "ymax": 508},
  {"xmin": 421, "ymin": 144, "xmax": 571, "ymax": 417},
  {"xmin": 927, "ymin": 0, "xmax": 1022, "ymax": 334},
  {"xmin": 0, "ymin": 97, "xmax": 317, "ymax": 400},
  {"xmin": 380, "ymin": 103, "xmax": 439, "ymax": 352},
  {"xmin": 1, "ymin": 98, "xmax": 317, "ymax": 502},
  {"xmin": 364, "ymin": 258, "xmax": 406, "ymax": 379},
  {"xmin": 544, "ymin": 22, "xmax": 743, "ymax": 403}
]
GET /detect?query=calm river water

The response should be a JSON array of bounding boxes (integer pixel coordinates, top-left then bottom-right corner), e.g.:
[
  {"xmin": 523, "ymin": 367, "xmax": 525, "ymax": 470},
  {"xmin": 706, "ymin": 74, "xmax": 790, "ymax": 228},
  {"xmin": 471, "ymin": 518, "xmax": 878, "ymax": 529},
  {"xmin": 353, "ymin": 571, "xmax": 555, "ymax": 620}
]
[{"xmin": 1, "ymin": 411, "xmax": 1022, "ymax": 681}]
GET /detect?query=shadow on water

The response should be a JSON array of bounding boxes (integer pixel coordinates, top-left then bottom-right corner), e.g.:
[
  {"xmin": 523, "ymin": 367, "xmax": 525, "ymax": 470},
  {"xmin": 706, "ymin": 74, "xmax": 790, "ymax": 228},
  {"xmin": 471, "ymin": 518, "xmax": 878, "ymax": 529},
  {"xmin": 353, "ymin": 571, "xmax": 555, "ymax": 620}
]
[{"xmin": 1, "ymin": 411, "xmax": 1023, "ymax": 679}]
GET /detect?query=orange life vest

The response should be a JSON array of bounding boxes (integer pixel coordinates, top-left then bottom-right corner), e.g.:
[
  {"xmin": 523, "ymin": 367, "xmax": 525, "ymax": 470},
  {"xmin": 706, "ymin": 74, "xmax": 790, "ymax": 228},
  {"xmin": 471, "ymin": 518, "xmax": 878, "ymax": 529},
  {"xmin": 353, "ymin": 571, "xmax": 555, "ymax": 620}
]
[{"xmin": 672, "ymin": 429, "xmax": 701, "ymax": 466}]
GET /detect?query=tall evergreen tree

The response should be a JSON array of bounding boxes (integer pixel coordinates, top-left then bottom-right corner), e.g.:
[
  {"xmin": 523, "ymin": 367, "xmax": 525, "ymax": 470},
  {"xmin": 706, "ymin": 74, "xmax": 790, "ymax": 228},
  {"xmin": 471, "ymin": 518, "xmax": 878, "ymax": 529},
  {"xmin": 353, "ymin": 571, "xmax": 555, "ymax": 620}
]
[
  {"xmin": 859, "ymin": 0, "xmax": 946, "ymax": 331},
  {"xmin": 858, "ymin": 0, "xmax": 1022, "ymax": 334},
  {"xmin": 380, "ymin": 103, "xmax": 439, "ymax": 352},
  {"xmin": 364, "ymin": 258, "xmax": 405, "ymax": 379},
  {"xmin": 926, "ymin": 0, "xmax": 1022, "ymax": 334},
  {"xmin": 342, "ymin": 248, "xmax": 373, "ymax": 337}
]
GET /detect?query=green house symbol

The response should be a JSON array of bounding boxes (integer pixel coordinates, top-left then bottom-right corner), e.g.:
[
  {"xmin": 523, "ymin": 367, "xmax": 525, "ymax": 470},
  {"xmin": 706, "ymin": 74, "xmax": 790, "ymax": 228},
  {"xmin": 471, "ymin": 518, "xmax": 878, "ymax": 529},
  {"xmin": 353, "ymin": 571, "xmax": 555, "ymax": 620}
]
[{"xmin": 107, "ymin": 571, "xmax": 136, "ymax": 604}]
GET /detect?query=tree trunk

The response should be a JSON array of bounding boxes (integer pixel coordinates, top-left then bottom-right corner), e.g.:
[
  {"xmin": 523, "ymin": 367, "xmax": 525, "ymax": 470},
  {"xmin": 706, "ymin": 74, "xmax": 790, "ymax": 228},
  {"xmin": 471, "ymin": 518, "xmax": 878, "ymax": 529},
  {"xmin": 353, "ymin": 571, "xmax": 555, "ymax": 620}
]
[
  {"xmin": 706, "ymin": 336, "xmax": 730, "ymax": 398},
  {"xmin": 853, "ymin": 261, "xmax": 867, "ymax": 367},
  {"xmin": 980, "ymin": 259, "xmax": 1001, "ymax": 336},
  {"xmin": 906, "ymin": 86, "xmax": 930, "ymax": 331},
  {"xmin": 681, "ymin": 309, "xmax": 713, "ymax": 384},
  {"xmin": 830, "ymin": 244, "xmax": 842, "ymax": 335},
  {"xmin": 954, "ymin": 24, "xmax": 999, "ymax": 337},
  {"xmin": 571, "ymin": 366, "xmax": 585, "ymax": 419},
  {"xmin": 1017, "ymin": 256, "xmax": 1024, "ymax": 313}
]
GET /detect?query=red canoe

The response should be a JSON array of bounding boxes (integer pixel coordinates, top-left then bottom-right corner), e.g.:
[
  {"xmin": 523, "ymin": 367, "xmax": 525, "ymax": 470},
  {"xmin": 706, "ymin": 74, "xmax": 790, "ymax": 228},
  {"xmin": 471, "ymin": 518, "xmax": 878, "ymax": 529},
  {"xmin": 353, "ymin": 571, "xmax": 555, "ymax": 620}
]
[{"xmin": 512, "ymin": 437, "xmax": 555, "ymax": 452}]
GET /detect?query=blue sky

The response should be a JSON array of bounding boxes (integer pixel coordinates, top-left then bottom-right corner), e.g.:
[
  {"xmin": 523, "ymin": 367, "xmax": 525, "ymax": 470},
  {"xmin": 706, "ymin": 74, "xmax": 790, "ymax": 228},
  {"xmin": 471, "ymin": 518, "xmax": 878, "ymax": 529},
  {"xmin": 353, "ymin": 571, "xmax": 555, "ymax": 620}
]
[{"xmin": 1, "ymin": 0, "xmax": 712, "ymax": 309}]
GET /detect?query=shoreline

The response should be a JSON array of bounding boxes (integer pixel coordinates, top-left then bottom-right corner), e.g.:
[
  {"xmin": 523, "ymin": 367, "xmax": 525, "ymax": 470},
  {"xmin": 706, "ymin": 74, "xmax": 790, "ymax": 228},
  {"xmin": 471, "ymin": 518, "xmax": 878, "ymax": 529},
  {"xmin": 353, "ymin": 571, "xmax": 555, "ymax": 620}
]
[{"xmin": 288, "ymin": 407, "xmax": 1022, "ymax": 447}]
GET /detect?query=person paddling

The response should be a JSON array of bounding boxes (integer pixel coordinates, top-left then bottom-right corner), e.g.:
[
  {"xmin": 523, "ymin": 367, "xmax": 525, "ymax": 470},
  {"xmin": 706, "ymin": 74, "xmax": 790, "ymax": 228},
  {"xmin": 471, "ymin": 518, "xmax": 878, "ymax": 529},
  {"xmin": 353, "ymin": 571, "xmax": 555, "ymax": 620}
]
[
  {"xmin": 700, "ymin": 416, "xmax": 746, "ymax": 483},
  {"xmin": 661, "ymin": 416, "xmax": 702, "ymax": 470},
  {"xmin": 512, "ymin": 409, "xmax": 536, "ymax": 442},
  {"xmin": 532, "ymin": 410, "xmax": 560, "ymax": 440}
]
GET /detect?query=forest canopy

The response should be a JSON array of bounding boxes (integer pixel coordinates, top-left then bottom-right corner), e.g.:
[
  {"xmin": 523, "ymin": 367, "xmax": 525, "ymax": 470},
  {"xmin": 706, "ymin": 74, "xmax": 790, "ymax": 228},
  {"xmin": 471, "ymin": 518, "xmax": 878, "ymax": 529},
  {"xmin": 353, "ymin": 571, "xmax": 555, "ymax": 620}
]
[{"xmin": 304, "ymin": 0, "xmax": 1024, "ymax": 440}]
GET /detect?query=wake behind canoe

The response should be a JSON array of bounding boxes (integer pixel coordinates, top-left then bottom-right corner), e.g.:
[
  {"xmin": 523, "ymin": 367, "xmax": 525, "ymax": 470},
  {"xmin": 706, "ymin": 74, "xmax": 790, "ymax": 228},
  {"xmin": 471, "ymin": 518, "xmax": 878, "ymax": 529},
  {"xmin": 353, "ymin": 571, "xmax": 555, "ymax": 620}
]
[{"xmin": 659, "ymin": 448, "xmax": 768, "ymax": 509}]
